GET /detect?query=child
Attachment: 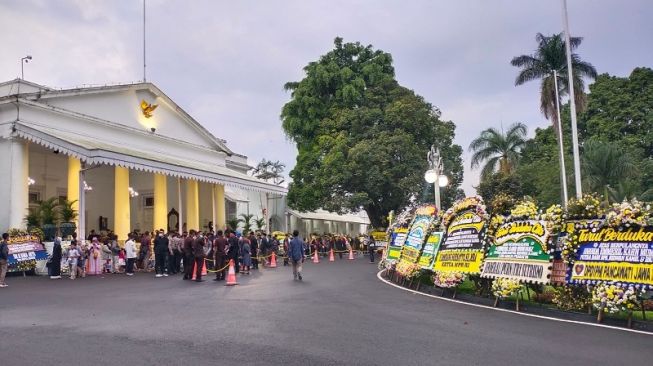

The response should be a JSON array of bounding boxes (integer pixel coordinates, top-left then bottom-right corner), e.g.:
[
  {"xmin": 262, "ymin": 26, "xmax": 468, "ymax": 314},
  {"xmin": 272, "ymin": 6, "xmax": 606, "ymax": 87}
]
[
  {"xmin": 67, "ymin": 243, "xmax": 80, "ymax": 280},
  {"xmin": 78, "ymin": 243, "xmax": 88, "ymax": 278},
  {"xmin": 118, "ymin": 248, "xmax": 126, "ymax": 274}
]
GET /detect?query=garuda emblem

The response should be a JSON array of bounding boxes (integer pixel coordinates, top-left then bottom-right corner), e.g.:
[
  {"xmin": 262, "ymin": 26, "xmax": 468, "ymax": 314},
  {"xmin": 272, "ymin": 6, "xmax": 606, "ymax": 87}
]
[{"xmin": 140, "ymin": 99, "xmax": 158, "ymax": 118}]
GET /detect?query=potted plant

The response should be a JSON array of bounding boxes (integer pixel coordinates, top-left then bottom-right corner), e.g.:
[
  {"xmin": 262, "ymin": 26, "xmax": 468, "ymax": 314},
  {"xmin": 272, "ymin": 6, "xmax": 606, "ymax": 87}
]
[
  {"xmin": 226, "ymin": 218, "xmax": 240, "ymax": 232},
  {"xmin": 59, "ymin": 199, "xmax": 78, "ymax": 238},
  {"xmin": 24, "ymin": 207, "xmax": 41, "ymax": 230},
  {"xmin": 39, "ymin": 197, "xmax": 61, "ymax": 241},
  {"xmin": 254, "ymin": 216, "xmax": 266, "ymax": 232},
  {"xmin": 238, "ymin": 213, "xmax": 254, "ymax": 234}
]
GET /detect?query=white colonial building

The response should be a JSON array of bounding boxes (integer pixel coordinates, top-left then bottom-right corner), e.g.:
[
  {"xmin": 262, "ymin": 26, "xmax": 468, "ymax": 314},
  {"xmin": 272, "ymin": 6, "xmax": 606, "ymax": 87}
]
[{"xmin": 0, "ymin": 79, "xmax": 369, "ymax": 240}]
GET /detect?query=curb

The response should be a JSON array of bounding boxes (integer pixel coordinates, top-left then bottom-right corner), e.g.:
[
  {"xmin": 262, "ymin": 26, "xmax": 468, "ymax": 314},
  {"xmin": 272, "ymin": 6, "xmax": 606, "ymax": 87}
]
[{"xmin": 376, "ymin": 269, "xmax": 653, "ymax": 337}]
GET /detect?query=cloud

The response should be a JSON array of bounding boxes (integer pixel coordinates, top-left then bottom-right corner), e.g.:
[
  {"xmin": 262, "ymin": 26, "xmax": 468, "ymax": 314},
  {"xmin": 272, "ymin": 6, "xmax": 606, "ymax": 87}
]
[{"xmin": 1, "ymin": 0, "xmax": 651, "ymax": 199}]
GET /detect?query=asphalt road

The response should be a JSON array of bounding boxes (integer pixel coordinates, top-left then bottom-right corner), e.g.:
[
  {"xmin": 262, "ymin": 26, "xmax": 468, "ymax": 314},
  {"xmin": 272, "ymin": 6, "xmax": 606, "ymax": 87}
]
[{"xmin": 1, "ymin": 257, "xmax": 651, "ymax": 366}]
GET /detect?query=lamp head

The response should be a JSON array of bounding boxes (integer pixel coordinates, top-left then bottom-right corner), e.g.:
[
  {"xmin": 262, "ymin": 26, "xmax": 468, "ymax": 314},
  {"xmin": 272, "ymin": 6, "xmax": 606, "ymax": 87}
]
[
  {"xmin": 424, "ymin": 169, "xmax": 437, "ymax": 184},
  {"xmin": 438, "ymin": 175, "xmax": 449, "ymax": 187},
  {"xmin": 150, "ymin": 127, "xmax": 156, "ymax": 133}
]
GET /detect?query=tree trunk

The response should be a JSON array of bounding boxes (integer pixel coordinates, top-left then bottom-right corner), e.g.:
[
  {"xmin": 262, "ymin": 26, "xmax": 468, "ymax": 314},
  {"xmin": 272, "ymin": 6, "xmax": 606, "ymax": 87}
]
[{"xmin": 366, "ymin": 204, "xmax": 383, "ymax": 229}]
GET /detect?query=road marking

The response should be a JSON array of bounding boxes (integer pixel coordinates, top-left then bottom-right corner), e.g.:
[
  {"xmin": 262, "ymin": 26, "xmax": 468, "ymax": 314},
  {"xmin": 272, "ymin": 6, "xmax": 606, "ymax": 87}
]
[{"xmin": 376, "ymin": 270, "xmax": 652, "ymax": 336}]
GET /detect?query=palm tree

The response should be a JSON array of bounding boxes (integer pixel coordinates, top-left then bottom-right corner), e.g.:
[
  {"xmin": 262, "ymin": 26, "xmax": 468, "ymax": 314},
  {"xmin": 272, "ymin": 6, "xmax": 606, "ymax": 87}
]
[
  {"xmin": 38, "ymin": 197, "xmax": 61, "ymax": 225},
  {"xmin": 226, "ymin": 218, "xmax": 240, "ymax": 232},
  {"xmin": 511, "ymin": 33, "xmax": 597, "ymax": 134},
  {"xmin": 254, "ymin": 216, "xmax": 266, "ymax": 232},
  {"xmin": 607, "ymin": 180, "xmax": 653, "ymax": 203},
  {"xmin": 581, "ymin": 139, "xmax": 637, "ymax": 205},
  {"xmin": 252, "ymin": 159, "xmax": 285, "ymax": 185},
  {"xmin": 238, "ymin": 213, "xmax": 254, "ymax": 234},
  {"xmin": 469, "ymin": 122, "xmax": 527, "ymax": 179}
]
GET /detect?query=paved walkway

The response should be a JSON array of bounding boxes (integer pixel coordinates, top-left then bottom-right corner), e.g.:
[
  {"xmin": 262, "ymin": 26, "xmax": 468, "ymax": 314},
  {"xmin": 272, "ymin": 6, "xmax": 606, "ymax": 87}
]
[{"xmin": 0, "ymin": 258, "xmax": 651, "ymax": 365}]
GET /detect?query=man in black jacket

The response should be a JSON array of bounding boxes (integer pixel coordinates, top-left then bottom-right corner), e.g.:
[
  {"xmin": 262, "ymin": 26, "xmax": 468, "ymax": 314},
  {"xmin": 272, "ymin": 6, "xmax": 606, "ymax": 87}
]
[
  {"xmin": 213, "ymin": 230, "xmax": 228, "ymax": 281},
  {"xmin": 193, "ymin": 233, "xmax": 206, "ymax": 282},
  {"xmin": 227, "ymin": 231, "xmax": 240, "ymax": 274},
  {"xmin": 336, "ymin": 236, "xmax": 345, "ymax": 259},
  {"xmin": 249, "ymin": 231, "xmax": 259, "ymax": 269},
  {"xmin": 260, "ymin": 233, "xmax": 269, "ymax": 266},
  {"xmin": 182, "ymin": 230, "xmax": 195, "ymax": 280},
  {"xmin": 153, "ymin": 229, "xmax": 169, "ymax": 277}
]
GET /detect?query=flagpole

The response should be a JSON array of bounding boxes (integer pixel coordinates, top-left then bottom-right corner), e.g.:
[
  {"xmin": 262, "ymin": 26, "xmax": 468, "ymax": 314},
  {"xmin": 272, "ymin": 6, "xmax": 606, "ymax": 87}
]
[
  {"xmin": 143, "ymin": 0, "xmax": 147, "ymax": 82},
  {"xmin": 553, "ymin": 70, "xmax": 568, "ymax": 207},
  {"xmin": 562, "ymin": 0, "xmax": 582, "ymax": 198}
]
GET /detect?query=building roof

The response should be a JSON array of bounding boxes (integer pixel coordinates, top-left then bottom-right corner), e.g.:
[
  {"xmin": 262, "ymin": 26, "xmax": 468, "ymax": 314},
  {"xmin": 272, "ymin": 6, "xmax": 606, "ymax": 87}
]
[
  {"xmin": 287, "ymin": 209, "xmax": 371, "ymax": 225},
  {"xmin": 224, "ymin": 187, "xmax": 250, "ymax": 202},
  {"xmin": 14, "ymin": 120, "xmax": 286, "ymax": 194},
  {"xmin": 0, "ymin": 79, "xmax": 234, "ymax": 155}
]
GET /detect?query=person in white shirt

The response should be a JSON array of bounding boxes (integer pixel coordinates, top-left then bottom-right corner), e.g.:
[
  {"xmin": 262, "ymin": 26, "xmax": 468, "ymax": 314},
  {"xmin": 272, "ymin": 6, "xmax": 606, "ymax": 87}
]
[
  {"xmin": 67, "ymin": 242, "xmax": 80, "ymax": 280},
  {"xmin": 125, "ymin": 234, "xmax": 137, "ymax": 276}
]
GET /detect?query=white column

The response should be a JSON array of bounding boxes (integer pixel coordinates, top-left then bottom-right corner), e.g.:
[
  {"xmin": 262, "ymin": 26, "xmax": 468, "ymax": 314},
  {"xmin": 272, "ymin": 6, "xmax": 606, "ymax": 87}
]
[
  {"xmin": 0, "ymin": 138, "xmax": 29, "ymax": 231},
  {"xmin": 211, "ymin": 185, "xmax": 216, "ymax": 231},
  {"xmin": 285, "ymin": 212, "xmax": 290, "ymax": 233},
  {"xmin": 177, "ymin": 177, "xmax": 183, "ymax": 233}
]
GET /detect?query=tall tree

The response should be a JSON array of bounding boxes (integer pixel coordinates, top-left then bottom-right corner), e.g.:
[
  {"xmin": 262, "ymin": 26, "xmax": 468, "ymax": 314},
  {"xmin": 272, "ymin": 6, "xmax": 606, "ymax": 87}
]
[
  {"xmin": 581, "ymin": 139, "xmax": 638, "ymax": 204},
  {"xmin": 281, "ymin": 38, "xmax": 463, "ymax": 227},
  {"xmin": 511, "ymin": 33, "xmax": 597, "ymax": 134},
  {"xmin": 252, "ymin": 159, "xmax": 285, "ymax": 185},
  {"xmin": 581, "ymin": 68, "xmax": 653, "ymax": 157},
  {"xmin": 517, "ymin": 125, "xmax": 572, "ymax": 207},
  {"xmin": 514, "ymin": 67, "xmax": 653, "ymax": 206},
  {"xmin": 475, "ymin": 172, "xmax": 523, "ymax": 211},
  {"xmin": 469, "ymin": 122, "xmax": 527, "ymax": 179}
]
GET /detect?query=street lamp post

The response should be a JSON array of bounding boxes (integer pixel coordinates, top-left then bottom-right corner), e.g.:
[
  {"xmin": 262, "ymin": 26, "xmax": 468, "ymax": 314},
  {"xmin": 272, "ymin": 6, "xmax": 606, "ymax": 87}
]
[
  {"xmin": 424, "ymin": 145, "xmax": 448, "ymax": 210},
  {"xmin": 20, "ymin": 55, "xmax": 32, "ymax": 79}
]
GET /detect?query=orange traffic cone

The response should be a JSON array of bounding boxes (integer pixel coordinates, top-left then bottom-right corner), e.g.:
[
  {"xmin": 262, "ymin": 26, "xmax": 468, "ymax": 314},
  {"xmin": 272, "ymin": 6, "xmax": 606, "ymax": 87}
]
[
  {"xmin": 225, "ymin": 259, "xmax": 238, "ymax": 286},
  {"xmin": 348, "ymin": 248, "xmax": 355, "ymax": 260},
  {"xmin": 191, "ymin": 262, "xmax": 197, "ymax": 280},
  {"xmin": 201, "ymin": 259, "xmax": 207, "ymax": 276},
  {"xmin": 313, "ymin": 250, "xmax": 319, "ymax": 263},
  {"xmin": 329, "ymin": 249, "xmax": 335, "ymax": 262},
  {"xmin": 269, "ymin": 252, "xmax": 277, "ymax": 268}
]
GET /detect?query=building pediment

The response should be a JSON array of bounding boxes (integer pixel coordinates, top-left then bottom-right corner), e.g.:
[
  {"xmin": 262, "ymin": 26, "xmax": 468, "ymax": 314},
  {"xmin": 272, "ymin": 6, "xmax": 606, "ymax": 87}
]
[{"xmin": 7, "ymin": 81, "xmax": 232, "ymax": 156}]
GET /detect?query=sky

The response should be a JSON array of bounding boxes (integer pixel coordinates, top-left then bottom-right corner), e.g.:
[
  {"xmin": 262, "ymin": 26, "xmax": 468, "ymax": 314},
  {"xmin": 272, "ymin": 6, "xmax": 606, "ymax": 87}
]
[{"xmin": 1, "ymin": 0, "xmax": 651, "ymax": 195}]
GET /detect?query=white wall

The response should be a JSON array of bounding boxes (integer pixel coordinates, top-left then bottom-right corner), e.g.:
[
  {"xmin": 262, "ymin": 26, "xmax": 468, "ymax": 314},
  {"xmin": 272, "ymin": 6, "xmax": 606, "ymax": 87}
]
[
  {"xmin": 83, "ymin": 165, "xmax": 114, "ymax": 234},
  {"xmin": 198, "ymin": 182, "xmax": 213, "ymax": 231},
  {"xmin": 28, "ymin": 146, "xmax": 68, "ymax": 203}
]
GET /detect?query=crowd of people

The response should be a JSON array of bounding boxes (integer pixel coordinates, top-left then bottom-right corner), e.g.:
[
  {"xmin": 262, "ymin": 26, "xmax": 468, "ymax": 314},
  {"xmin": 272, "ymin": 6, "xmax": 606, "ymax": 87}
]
[
  {"xmin": 308, "ymin": 234, "xmax": 377, "ymax": 262},
  {"xmin": 43, "ymin": 228, "xmax": 313, "ymax": 282},
  {"xmin": 0, "ymin": 228, "xmax": 382, "ymax": 288}
]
